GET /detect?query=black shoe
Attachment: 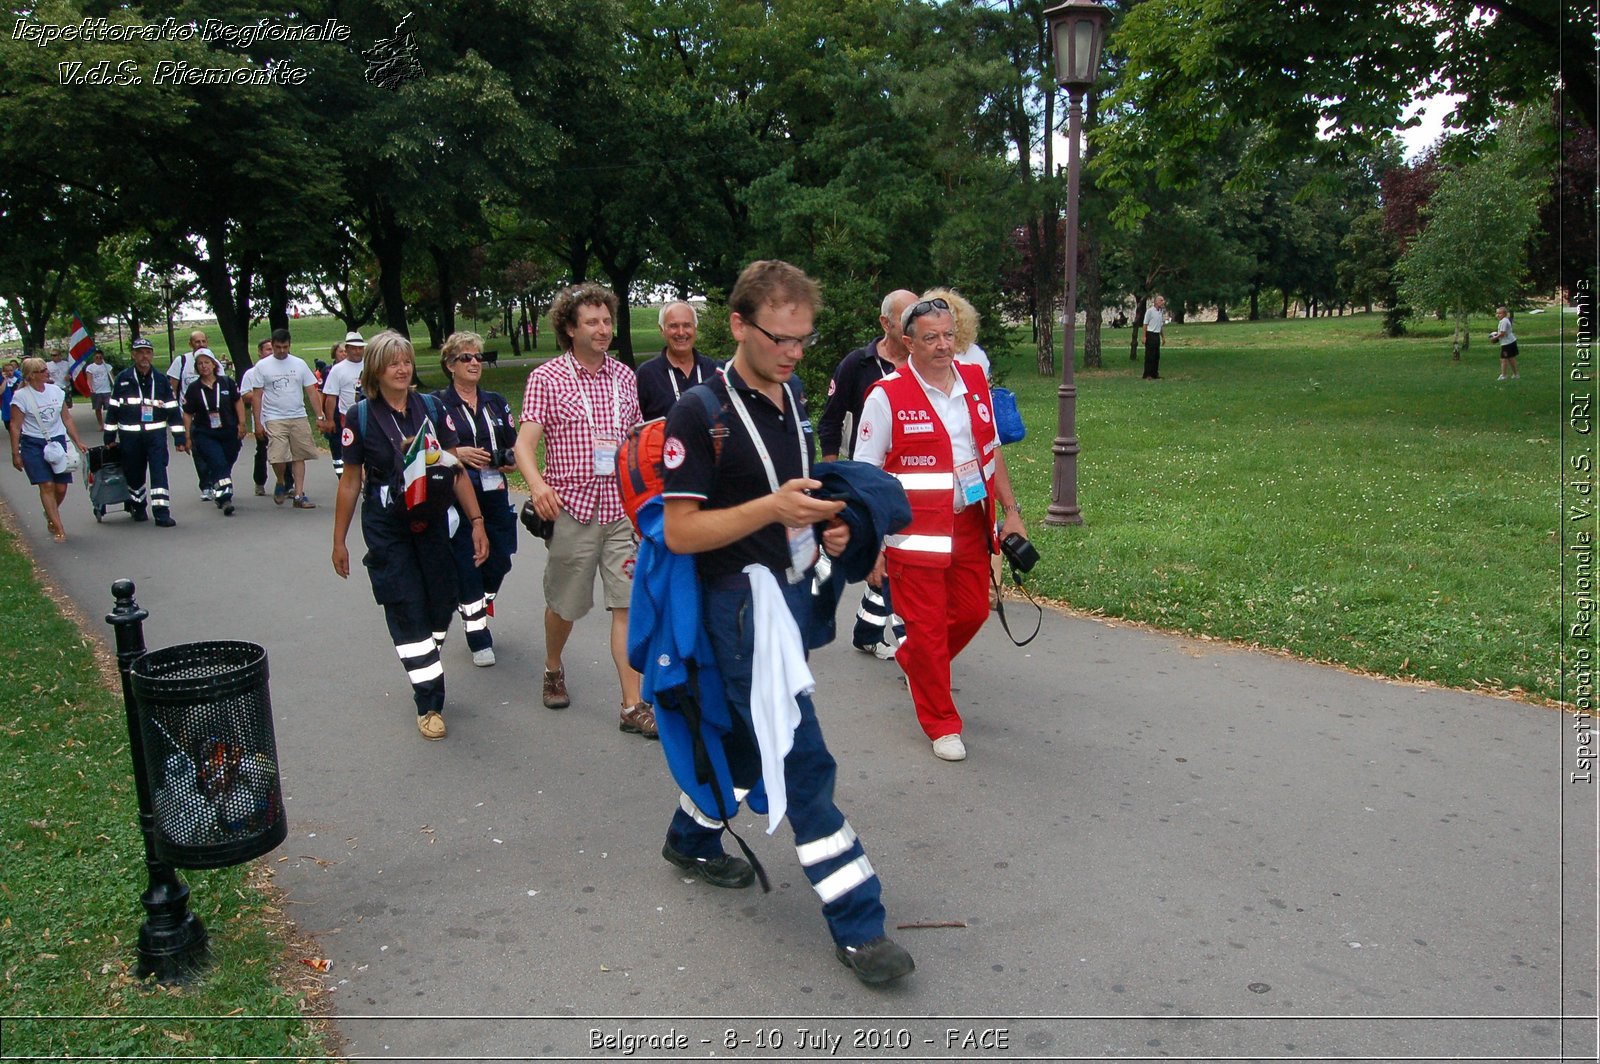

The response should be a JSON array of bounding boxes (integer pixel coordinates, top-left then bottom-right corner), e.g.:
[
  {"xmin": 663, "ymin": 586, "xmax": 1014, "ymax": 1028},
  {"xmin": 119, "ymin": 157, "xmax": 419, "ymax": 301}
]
[
  {"xmin": 661, "ymin": 842, "xmax": 755, "ymax": 889},
  {"xmin": 154, "ymin": 512, "xmax": 176, "ymax": 528},
  {"xmin": 130, "ymin": 506, "xmax": 149, "ymax": 522},
  {"xmin": 222, "ymin": 502, "xmax": 236, "ymax": 516},
  {"xmin": 835, "ymin": 936, "xmax": 915, "ymax": 986}
]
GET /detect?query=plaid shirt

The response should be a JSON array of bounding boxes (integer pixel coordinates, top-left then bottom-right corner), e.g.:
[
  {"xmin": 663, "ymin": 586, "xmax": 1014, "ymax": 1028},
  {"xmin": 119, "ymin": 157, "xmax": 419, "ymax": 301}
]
[{"xmin": 521, "ymin": 352, "xmax": 641, "ymax": 524}]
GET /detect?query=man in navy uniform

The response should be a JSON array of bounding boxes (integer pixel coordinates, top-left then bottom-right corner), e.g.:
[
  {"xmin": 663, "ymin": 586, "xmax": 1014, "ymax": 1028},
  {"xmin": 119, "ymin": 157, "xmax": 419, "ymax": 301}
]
[
  {"xmin": 635, "ymin": 301, "xmax": 719, "ymax": 421},
  {"xmin": 105, "ymin": 337, "xmax": 187, "ymax": 526},
  {"xmin": 657, "ymin": 260, "xmax": 915, "ymax": 987}
]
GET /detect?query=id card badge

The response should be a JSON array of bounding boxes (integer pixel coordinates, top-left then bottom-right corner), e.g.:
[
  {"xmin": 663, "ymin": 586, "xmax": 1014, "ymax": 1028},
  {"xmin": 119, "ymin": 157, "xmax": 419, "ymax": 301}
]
[
  {"xmin": 140, "ymin": 401, "xmax": 155, "ymax": 424},
  {"xmin": 787, "ymin": 523, "xmax": 818, "ymax": 582},
  {"xmin": 479, "ymin": 469, "xmax": 506, "ymax": 491},
  {"xmin": 592, "ymin": 436, "xmax": 618, "ymax": 477},
  {"xmin": 955, "ymin": 459, "xmax": 987, "ymax": 507},
  {"xmin": 208, "ymin": 411, "xmax": 222, "ymax": 430}
]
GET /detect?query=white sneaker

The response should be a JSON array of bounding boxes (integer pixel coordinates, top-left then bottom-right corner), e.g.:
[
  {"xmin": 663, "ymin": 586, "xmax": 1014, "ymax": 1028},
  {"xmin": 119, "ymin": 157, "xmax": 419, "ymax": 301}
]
[
  {"xmin": 932, "ymin": 734, "xmax": 967, "ymax": 761},
  {"xmin": 1497, "ymin": 375, "xmax": 1507, "ymax": 381},
  {"xmin": 200, "ymin": 489, "xmax": 214, "ymax": 501},
  {"xmin": 472, "ymin": 647, "xmax": 496, "ymax": 667}
]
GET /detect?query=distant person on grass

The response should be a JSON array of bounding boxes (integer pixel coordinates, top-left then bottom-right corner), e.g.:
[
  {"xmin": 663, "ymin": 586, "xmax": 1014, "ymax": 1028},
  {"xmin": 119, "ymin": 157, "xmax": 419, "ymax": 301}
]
[
  {"xmin": 1490, "ymin": 306, "xmax": 1519, "ymax": 381},
  {"xmin": 1142, "ymin": 294, "xmax": 1168, "ymax": 380},
  {"xmin": 9, "ymin": 357, "xmax": 90, "ymax": 542},
  {"xmin": 250, "ymin": 328, "xmax": 320, "ymax": 509},
  {"xmin": 636, "ymin": 301, "xmax": 718, "ymax": 421}
]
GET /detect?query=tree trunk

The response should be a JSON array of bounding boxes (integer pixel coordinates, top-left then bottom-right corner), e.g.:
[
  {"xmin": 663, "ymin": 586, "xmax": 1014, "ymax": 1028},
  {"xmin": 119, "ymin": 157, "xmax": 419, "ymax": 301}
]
[
  {"xmin": 508, "ymin": 303, "xmax": 521, "ymax": 356},
  {"xmin": 430, "ymin": 245, "xmax": 456, "ymax": 341},
  {"xmin": 1130, "ymin": 296, "xmax": 1146, "ymax": 361},
  {"xmin": 1217, "ymin": 304, "xmax": 1229, "ymax": 323},
  {"xmin": 1082, "ymin": 225, "xmax": 1102, "ymax": 369},
  {"xmin": 266, "ymin": 268, "xmax": 290, "ymax": 332},
  {"xmin": 367, "ymin": 198, "xmax": 409, "ymax": 337},
  {"xmin": 1249, "ymin": 283, "xmax": 1261, "ymax": 321},
  {"xmin": 1279, "ymin": 292, "xmax": 1290, "ymax": 318}
]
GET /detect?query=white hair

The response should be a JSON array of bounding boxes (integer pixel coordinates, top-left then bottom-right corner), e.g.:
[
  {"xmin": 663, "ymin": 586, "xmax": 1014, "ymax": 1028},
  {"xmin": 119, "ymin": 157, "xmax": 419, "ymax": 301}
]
[{"xmin": 658, "ymin": 301, "xmax": 699, "ymax": 329}]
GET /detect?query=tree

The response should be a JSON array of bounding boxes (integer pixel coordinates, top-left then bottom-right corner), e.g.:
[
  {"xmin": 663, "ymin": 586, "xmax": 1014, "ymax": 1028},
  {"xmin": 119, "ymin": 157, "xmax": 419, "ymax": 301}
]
[{"xmin": 1397, "ymin": 107, "xmax": 1550, "ymax": 357}]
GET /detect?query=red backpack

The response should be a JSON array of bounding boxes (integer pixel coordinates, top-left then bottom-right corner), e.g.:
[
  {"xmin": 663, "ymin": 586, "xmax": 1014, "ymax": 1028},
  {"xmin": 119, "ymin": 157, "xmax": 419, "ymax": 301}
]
[{"xmin": 616, "ymin": 388, "xmax": 726, "ymax": 533}]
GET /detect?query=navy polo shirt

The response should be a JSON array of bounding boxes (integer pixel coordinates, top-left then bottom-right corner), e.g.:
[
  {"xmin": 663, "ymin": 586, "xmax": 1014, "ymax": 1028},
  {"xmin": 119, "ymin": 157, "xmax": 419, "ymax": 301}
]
[
  {"xmin": 636, "ymin": 349, "xmax": 721, "ymax": 422},
  {"xmin": 661, "ymin": 364, "xmax": 814, "ymax": 582},
  {"xmin": 815, "ymin": 337, "xmax": 895, "ymax": 458}
]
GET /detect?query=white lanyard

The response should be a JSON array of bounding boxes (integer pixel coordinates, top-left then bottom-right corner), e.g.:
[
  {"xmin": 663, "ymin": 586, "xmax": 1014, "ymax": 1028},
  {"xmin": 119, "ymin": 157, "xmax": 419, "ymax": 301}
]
[
  {"xmin": 667, "ymin": 359, "xmax": 703, "ymax": 402},
  {"xmin": 200, "ymin": 381, "xmax": 220, "ymax": 412},
  {"xmin": 565, "ymin": 354, "xmax": 621, "ymax": 437},
  {"xmin": 720, "ymin": 368, "xmax": 806, "ymax": 492}
]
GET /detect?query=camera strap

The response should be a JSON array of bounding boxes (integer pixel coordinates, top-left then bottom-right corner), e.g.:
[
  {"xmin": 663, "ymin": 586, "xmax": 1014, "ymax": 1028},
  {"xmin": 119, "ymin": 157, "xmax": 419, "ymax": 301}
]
[{"xmin": 991, "ymin": 567, "xmax": 1043, "ymax": 647}]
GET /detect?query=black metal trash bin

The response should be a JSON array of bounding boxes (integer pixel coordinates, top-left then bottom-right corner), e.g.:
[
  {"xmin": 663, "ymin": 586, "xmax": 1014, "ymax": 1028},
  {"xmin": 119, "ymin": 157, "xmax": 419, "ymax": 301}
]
[{"xmin": 131, "ymin": 641, "xmax": 288, "ymax": 869}]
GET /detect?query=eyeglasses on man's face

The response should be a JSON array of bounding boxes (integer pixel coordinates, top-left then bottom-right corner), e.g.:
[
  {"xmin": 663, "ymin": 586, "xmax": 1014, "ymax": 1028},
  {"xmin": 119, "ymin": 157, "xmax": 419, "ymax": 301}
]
[{"xmin": 744, "ymin": 317, "xmax": 820, "ymax": 352}]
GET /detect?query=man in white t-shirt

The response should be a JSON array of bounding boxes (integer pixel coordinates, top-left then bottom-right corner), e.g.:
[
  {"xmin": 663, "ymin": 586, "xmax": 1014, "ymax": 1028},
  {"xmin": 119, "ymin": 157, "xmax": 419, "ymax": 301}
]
[
  {"xmin": 44, "ymin": 350, "xmax": 73, "ymax": 405},
  {"xmin": 1142, "ymin": 294, "xmax": 1168, "ymax": 380},
  {"xmin": 84, "ymin": 349, "xmax": 116, "ymax": 429},
  {"xmin": 249, "ymin": 328, "xmax": 321, "ymax": 508},
  {"xmin": 318, "ymin": 331, "xmax": 366, "ymax": 477}
]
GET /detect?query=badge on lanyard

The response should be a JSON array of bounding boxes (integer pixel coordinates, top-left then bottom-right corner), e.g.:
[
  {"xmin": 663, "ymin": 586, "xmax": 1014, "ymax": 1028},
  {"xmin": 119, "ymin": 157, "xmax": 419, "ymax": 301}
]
[
  {"xmin": 955, "ymin": 458, "xmax": 986, "ymax": 507},
  {"xmin": 479, "ymin": 469, "xmax": 506, "ymax": 491},
  {"xmin": 141, "ymin": 401, "xmax": 155, "ymax": 423},
  {"xmin": 787, "ymin": 523, "xmax": 818, "ymax": 579},
  {"xmin": 592, "ymin": 436, "xmax": 618, "ymax": 477},
  {"xmin": 208, "ymin": 411, "xmax": 222, "ymax": 429}
]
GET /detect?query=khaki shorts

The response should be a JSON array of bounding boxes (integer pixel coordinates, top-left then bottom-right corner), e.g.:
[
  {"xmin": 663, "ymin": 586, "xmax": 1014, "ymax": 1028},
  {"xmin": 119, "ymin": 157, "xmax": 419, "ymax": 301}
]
[
  {"xmin": 266, "ymin": 418, "xmax": 320, "ymax": 463},
  {"xmin": 543, "ymin": 510, "xmax": 636, "ymax": 621}
]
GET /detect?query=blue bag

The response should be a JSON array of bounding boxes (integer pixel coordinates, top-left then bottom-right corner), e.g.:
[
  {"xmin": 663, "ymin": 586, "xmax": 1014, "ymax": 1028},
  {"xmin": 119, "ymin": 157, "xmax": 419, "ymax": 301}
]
[{"xmin": 991, "ymin": 386, "xmax": 1025, "ymax": 445}]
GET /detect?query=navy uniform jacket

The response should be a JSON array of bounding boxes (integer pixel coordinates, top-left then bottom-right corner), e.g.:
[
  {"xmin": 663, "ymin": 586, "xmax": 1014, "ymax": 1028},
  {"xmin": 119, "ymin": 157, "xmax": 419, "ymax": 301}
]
[
  {"xmin": 815, "ymin": 338, "xmax": 895, "ymax": 459},
  {"xmin": 105, "ymin": 368, "xmax": 186, "ymax": 446}
]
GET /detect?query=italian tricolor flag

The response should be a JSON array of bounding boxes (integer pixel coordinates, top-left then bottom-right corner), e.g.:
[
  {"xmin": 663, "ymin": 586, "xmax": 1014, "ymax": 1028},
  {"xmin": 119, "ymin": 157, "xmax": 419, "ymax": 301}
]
[{"xmin": 401, "ymin": 418, "xmax": 439, "ymax": 509}]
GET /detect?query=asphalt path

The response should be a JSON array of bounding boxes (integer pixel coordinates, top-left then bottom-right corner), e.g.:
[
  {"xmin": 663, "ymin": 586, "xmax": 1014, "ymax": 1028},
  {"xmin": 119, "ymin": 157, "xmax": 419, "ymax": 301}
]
[{"xmin": 6, "ymin": 405, "xmax": 1595, "ymax": 1063}]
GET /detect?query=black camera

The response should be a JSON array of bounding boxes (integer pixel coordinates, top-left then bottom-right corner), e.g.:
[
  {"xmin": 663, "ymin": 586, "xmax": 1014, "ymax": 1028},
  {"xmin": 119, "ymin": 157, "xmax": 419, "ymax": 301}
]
[
  {"xmin": 489, "ymin": 447, "xmax": 514, "ymax": 469},
  {"xmin": 1000, "ymin": 532, "xmax": 1039, "ymax": 574},
  {"xmin": 519, "ymin": 500, "xmax": 555, "ymax": 541}
]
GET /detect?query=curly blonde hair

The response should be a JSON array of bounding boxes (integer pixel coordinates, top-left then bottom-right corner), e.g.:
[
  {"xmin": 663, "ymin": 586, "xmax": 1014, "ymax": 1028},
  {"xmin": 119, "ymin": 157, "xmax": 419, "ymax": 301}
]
[{"xmin": 920, "ymin": 287, "xmax": 979, "ymax": 354}]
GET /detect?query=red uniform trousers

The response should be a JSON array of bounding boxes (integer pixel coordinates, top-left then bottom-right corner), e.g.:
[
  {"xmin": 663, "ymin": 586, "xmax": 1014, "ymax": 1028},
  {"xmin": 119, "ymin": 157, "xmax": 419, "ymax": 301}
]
[{"xmin": 887, "ymin": 505, "xmax": 992, "ymax": 740}]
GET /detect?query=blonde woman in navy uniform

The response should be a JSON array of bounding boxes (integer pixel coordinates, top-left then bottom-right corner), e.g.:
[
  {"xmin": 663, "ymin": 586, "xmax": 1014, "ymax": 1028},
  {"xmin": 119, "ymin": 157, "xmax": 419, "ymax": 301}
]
[
  {"xmin": 331, "ymin": 331, "xmax": 489, "ymax": 741},
  {"xmin": 434, "ymin": 331, "xmax": 518, "ymax": 667}
]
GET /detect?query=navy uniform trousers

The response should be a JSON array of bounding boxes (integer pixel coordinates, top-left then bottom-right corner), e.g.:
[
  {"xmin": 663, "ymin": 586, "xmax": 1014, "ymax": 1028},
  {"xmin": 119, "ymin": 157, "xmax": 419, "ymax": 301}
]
[
  {"xmin": 665, "ymin": 576, "xmax": 888, "ymax": 949},
  {"xmin": 119, "ymin": 432, "xmax": 172, "ymax": 517},
  {"xmin": 447, "ymin": 485, "xmax": 517, "ymax": 652},
  {"xmin": 363, "ymin": 499, "xmax": 459, "ymax": 715}
]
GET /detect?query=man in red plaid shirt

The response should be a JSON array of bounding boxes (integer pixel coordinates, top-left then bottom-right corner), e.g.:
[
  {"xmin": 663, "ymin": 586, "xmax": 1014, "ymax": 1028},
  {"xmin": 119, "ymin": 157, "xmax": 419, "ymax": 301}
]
[{"xmin": 512, "ymin": 283, "xmax": 656, "ymax": 739}]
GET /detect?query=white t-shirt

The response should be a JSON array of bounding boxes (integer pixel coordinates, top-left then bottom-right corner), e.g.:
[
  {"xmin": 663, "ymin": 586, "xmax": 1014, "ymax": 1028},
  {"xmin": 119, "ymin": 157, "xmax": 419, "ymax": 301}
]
[
  {"xmin": 320, "ymin": 358, "xmax": 364, "ymax": 415},
  {"xmin": 1144, "ymin": 305, "xmax": 1166, "ymax": 334},
  {"xmin": 85, "ymin": 361, "xmax": 115, "ymax": 394},
  {"xmin": 1497, "ymin": 317, "xmax": 1517, "ymax": 347},
  {"xmin": 44, "ymin": 359, "xmax": 72, "ymax": 390},
  {"xmin": 957, "ymin": 341, "xmax": 991, "ymax": 381},
  {"xmin": 11, "ymin": 383, "xmax": 67, "ymax": 439},
  {"xmin": 252, "ymin": 354, "xmax": 318, "ymax": 422},
  {"xmin": 167, "ymin": 352, "xmax": 203, "ymax": 398}
]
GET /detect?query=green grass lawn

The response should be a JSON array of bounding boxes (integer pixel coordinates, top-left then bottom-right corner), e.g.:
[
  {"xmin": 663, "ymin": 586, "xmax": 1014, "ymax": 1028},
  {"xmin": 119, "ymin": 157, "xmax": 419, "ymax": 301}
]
[
  {"xmin": 998, "ymin": 308, "xmax": 1567, "ymax": 702},
  {"xmin": 0, "ymin": 523, "xmax": 333, "ymax": 1059}
]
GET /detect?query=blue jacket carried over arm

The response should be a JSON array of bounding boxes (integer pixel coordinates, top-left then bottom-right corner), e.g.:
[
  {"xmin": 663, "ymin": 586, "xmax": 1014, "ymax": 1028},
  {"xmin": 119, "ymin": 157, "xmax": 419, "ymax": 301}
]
[{"xmin": 627, "ymin": 497, "xmax": 767, "ymax": 823}]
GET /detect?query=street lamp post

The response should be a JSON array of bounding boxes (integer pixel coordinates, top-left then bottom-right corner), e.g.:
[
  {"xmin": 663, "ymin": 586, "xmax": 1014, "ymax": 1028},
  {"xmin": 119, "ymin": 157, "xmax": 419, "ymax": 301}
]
[{"xmin": 1043, "ymin": 0, "xmax": 1108, "ymax": 528}]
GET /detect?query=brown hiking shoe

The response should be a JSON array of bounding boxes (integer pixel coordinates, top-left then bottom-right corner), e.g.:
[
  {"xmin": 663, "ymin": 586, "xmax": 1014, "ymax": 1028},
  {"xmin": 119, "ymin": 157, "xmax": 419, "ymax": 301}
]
[
  {"xmin": 542, "ymin": 668, "xmax": 569, "ymax": 709},
  {"xmin": 619, "ymin": 701, "xmax": 659, "ymax": 740}
]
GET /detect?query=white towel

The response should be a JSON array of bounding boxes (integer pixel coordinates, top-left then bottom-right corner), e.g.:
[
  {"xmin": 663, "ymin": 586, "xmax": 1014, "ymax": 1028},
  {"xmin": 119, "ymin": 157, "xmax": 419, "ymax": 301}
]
[{"xmin": 743, "ymin": 564, "xmax": 813, "ymax": 833}]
